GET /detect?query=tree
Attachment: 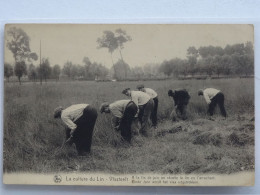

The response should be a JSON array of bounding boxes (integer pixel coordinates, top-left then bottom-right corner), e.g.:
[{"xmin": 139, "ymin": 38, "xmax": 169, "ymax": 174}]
[
  {"xmin": 6, "ymin": 27, "xmax": 38, "ymax": 84},
  {"xmin": 212, "ymin": 55, "xmax": 223, "ymax": 77},
  {"xmin": 28, "ymin": 64, "xmax": 37, "ymax": 82},
  {"xmin": 187, "ymin": 46, "xmax": 199, "ymax": 58},
  {"xmin": 187, "ymin": 47, "xmax": 199, "ymax": 76},
  {"xmin": 221, "ymin": 55, "xmax": 232, "ymax": 75},
  {"xmin": 14, "ymin": 61, "xmax": 27, "ymax": 85},
  {"xmin": 132, "ymin": 66, "xmax": 144, "ymax": 79},
  {"xmin": 4, "ymin": 63, "xmax": 13, "ymax": 82},
  {"xmin": 63, "ymin": 61, "xmax": 73, "ymax": 78},
  {"xmin": 94, "ymin": 63, "xmax": 109, "ymax": 80},
  {"xmin": 52, "ymin": 64, "xmax": 61, "ymax": 81},
  {"xmin": 244, "ymin": 41, "xmax": 254, "ymax": 55},
  {"xmin": 97, "ymin": 31, "xmax": 118, "ymax": 76},
  {"xmin": 115, "ymin": 28, "xmax": 132, "ymax": 61},
  {"xmin": 158, "ymin": 60, "xmax": 173, "ymax": 77},
  {"xmin": 199, "ymin": 56, "xmax": 214, "ymax": 77},
  {"xmin": 83, "ymin": 57, "xmax": 94, "ymax": 80},
  {"xmin": 97, "ymin": 29, "xmax": 131, "ymax": 79},
  {"xmin": 38, "ymin": 58, "xmax": 51, "ymax": 82},
  {"xmin": 71, "ymin": 64, "xmax": 79, "ymax": 79},
  {"xmin": 113, "ymin": 60, "xmax": 131, "ymax": 80}
]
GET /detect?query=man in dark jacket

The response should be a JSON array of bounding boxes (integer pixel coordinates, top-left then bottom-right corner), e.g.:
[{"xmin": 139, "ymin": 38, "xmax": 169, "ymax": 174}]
[
  {"xmin": 54, "ymin": 104, "xmax": 98, "ymax": 156},
  {"xmin": 168, "ymin": 89, "xmax": 190, "ymax": 121}
]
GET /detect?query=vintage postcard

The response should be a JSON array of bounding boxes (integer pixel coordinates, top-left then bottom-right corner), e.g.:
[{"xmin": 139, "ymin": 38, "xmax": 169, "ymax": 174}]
[{"xmin": 3, "ymin": 24, "xmax": 254, "ymax": 186}]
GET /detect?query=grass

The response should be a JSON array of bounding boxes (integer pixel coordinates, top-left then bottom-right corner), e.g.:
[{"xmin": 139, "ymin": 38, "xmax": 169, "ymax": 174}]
[{"xmin": 3, "ymin": 78, "xmax": 254, "ymax": 174}]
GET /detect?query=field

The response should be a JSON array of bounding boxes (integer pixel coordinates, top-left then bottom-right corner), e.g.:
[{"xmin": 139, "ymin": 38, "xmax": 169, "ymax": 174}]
[{"xmin": 3, "ymin": 78, "xmax": 254, "ymax": 174}]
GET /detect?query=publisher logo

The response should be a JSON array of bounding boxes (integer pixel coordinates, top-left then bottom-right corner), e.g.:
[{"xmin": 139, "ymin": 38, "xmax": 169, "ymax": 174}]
[{"xmin": 53, "ymin": 175, "xmax": 62, "ymax": 183}]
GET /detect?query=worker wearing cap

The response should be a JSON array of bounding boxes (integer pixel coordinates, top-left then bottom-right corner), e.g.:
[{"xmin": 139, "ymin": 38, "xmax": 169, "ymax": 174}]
[
  {"xmin": 136, "ymin": 84, "xmax": 158, "ymax": 127},
  {"xmin": 53, "ymin": 104, "xmax": 98, "ymax": 156},
  {"xmin": 122, "ymin": 88, "xmax": 154, "ymax": 136},
  {"xmin": 198, "ymin": 88, "xmax": 227, "ymax": 118},
  {"xmin": 100, "ymin": 100, "xmax": 138, "ymax": 142},
  {"xmin": 168, "ymin": 89, "xmax": 190, "ymax": 121}
]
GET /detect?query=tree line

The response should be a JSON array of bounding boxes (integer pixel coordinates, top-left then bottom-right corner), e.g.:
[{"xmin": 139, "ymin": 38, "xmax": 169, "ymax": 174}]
[
  {"xmin": 158, "ymin": 42, "xmax": 254, "ymax": 78},
  {"xmin": 4, "ymin": 27, "xmax": 254, "ymax": 84}
]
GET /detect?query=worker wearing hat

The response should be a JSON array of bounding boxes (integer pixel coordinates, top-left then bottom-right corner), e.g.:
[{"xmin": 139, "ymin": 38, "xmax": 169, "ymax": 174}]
[
  {"xmin": 198, "ymin": 88, "xmax": 227, "ymax": 118},
  {"xmin": 168, "ymin": 89, "xmax": 190, "ymax": 121},
  {"xmin": 54, "ymin": 104, "xmax": 97, "ymax": 156},
  {"xmin": 100, "ymin": 100, "xmax": 138, "ymax": 142},
  {"xmin": 136, "ymin": 84, "xmax": 158, "ymax": 128},
  {"xmin": 122, "ymin": 88, "xmax": 154, "ymax": 136}
]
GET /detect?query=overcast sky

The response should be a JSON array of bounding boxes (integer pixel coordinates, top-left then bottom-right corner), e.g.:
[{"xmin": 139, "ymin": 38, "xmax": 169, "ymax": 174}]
[{"xmin": 4, "ymin": 24, "xmax": 254, "ymax": 68}]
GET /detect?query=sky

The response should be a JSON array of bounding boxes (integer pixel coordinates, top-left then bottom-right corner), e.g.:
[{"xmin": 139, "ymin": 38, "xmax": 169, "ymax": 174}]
[{"xmin": 4, "ymin": 24, "xmax": 254, "ymax": 69}]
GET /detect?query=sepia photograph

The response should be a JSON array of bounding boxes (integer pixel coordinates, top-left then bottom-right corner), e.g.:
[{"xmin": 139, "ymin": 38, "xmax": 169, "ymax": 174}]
[{"xmin": 3, "ymin": 24, "xmax": 254, "ymax": 186}]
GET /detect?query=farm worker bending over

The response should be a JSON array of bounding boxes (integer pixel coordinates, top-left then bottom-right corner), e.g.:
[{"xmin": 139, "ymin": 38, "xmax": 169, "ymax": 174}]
[
  {"xmin": 198, "ymin": 88, "xmax": 227, "ymax": 118},
  {"xmin": 100, "ymin": 100, "xmax": 138, "ymax": 142},
  {"xmin": 122, "ymin": 88, "xmax": 154, "ymax": 136},
  {"xmin": 53, "ymin": 104, "xmax": 97, "ymax": 156},
  {"xmin": 136, "ymin": 84, "xmax": 158, "ymax": 128},
  {"xmin": 168, "ymin": 89, "xmax": 190, "ymax": 121}
]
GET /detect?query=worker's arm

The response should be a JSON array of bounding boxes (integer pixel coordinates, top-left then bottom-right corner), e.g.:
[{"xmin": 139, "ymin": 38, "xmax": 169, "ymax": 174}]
[
  {"xmin": 111, "ymin": 117, "xmax": 120, "ymax": 131},
  {"xmin": 203, "ymin": 93, "xmax": 211, "ymax": 104},
  {"xmin": 61, "ymin": 114, "xmax": 77, "ymax": 136}
]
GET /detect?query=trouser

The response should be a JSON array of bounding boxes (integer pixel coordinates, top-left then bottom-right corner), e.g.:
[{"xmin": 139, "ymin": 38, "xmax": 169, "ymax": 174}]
[
  {"xmin": 151, "ymin": 97, "xmax": 158, "ymax": 126},
  {"xmin": 208, "ymin": 92, "xmax": 227, "ymax": 117},
  {"xmin": 118, "ymin": 101, "xmax": 138, "ymax": 142},
  {"xmin": 138, "ymin": 99, "xmax": 154, "ymax": 136},
  {"xmin": 176, "ymin": 104, "xmax": 188, "ymax": 120},
  {"xmin": 66, "ymin": 105, "xmax": 98, "ymax": 155}
]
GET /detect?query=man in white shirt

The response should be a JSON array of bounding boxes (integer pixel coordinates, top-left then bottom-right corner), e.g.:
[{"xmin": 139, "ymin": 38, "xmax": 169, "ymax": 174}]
[
  {"xmin": 198, "ymin": 88, "xmax": 227, "ymax": 117},
  {"xmin": 122, "ymin": 88, "xmax": 154, "ymax": 136},
  {"xmin": 54, "ymin": 104, "xmax": 98, "ymax": 156},
  {"xmin": 100, "ymin": 100, "xmax": 138, "ymax": 142},
  {"xmin": 137, "ymin": 84, "xmax": 158, "ymax": 127}
]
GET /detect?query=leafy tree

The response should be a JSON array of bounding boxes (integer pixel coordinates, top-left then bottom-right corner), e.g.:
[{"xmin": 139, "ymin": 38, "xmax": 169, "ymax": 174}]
[
  {"xmin": 4, "ymin": 63, "xmax": 13, "ymax": 82},
  {"xmin": 97, "ymin": 29, "xmax": 131, "ymax": 79},
  {"xmin": 6, "ymin": 27, "xmax": 38, "ymax": 84},
  {"xmin": 132, "ymin": 66, "xmax": 144, "ymax": 79},
  {"xmin": 63, "ymin": 61, "xmax": 73, "ymax": 78},
  {"xmin": 115, "ymin": 28, "xmax": 132, "ymax": 61},
  {"xmin": 81, "ymin": 57, "xmax": 109, "ymax": 80},
  {"xmin": 212, "ymin": 55, "xmax": 223, "ymax": 77},
  {"xmin": 158, "ymin": 60, "xmax": 173, "ymax": 77},
  {"xmin": 200, "ymin": 56, "xmax": 214, "ymax": 76},
  {"xmin": 221, "ymin": 55, "xmax": 232, "ymax": 75},
  {"xmin": 70, "ymin": 64, "xmax": 79, "ymax": 79},
  {"xmin": 97, "ymin": 31, "xmax": 117, "ymax": 74},
  {"xmin": 52, "ymin": 64, "xmax": 61, "ymax": 81},
  {"xmin": 113, "ymin": 60, "xmax": 131, "ymax": 80},
  {"xmin": 14, "ymin": 61, "xmax": 27, "ymax": 85},
  {"xmin": 39, "ymin": 58, "xmax": 51, "ymax": 82},
  {"xmin": 28, "ymin": 64, "xmax": 37, "ymax": 82},
  {"xmin": 187, "ymin": 46, "xmax": 199, "ymax": 58},
  {"xmin": 94, "ymin": 63, "xmax": 109, "ymax": 80},
  {"xmin": 6, "ymin": 27, "xmax": 38, "ymax": 62},
  {"xmin": 244, "ymin": 41, "xmax": 254, "ymax": 55}
]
